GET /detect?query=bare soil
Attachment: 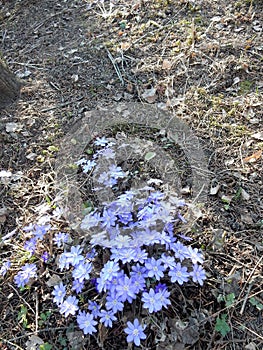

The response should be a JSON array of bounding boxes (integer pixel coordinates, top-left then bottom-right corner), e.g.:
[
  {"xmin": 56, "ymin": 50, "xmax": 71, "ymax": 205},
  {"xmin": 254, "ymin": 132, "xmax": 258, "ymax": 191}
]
[{"xmin": 0, "ymin": 0, "xmax": 262, "ymax": 349}]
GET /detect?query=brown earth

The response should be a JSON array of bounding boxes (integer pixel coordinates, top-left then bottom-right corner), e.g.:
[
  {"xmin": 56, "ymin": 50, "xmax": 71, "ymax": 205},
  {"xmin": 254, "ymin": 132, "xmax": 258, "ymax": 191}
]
[{"xmin": 0, "ymin": 0, "xmax": 262, "ymax": 349}]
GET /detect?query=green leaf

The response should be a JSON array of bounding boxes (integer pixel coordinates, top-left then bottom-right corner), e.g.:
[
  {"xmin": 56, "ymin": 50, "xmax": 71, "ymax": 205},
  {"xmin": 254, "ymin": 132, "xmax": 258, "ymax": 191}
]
[
  {"xmin": 39, "ymin": 343, "xmax": 52, "ymax": 350},
  {"xmin": 215, "ymin": 314, "xmax": 230, "ymax": 337},
  {"xmin": 145, "ymin": 152, "xmax": 156, "ymax": 161},
  {"xmin": 249, "ymin": 297, "xmax": 263, "ymax": 311},
  {"xmin": 47, "ymin": 145, "xmax": 59, "ymax": 152},
  {"xmin": 225, "ymin": 293, "xmax": 235, "ymax": 307}
]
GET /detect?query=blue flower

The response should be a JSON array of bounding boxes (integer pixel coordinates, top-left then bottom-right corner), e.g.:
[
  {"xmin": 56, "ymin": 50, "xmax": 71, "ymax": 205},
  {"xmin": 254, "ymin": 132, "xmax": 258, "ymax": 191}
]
[
  {"xmin": 112, "ymin": 234, "xmax": 131, "ymax": 248},
  {"xmin": 98, "ymin": 147, "xmax": 115, "ymax": 159},
  {"xmin": 160, "ymin": 253, "xmax": 176, "ymax": 270},
  {"xmin": 116, "ymin": 275, "xmax": 137, "ymax": 303},
  {"xmin": 145, "ymin": 257, "xmax": 165, "ymax": 281},
  {"xmin": 117, "ymin": 211, "xmax": 133, "ymax": 225},
  {"xmin": 14, "ymin": 263, "xmax": 37, "ymax": 288},
  {"xmin": 170, "ymin": 241, "xmax": 189, "ymax": 261},
  {"xmin": 130, "ymin": 263, "xmax": 148, "ymax": 279},
  {"xmin": 187, "ymin": 247, "xmax": 204, "ymax": 264},
  {"xmin": 124, "ymin": 318, "xmax": 146, "ymax": 346},
  {"xmin": 82, "ymin": 160, "xmax": 96, "ymax": 173},
  {"xmin": 88, "ymin": 300, "xmax": 101, "ymax": 318},
  {"xmin": 59, "ymin": 295, "xmax": 79, "ymax": 317},
  {"xmin": 72, "ymin": 279, "xmax": 85, "ymax": 294},
  {"xmin": 105, "ymin": 293, "xmax": 124, "ymax": 314},
  {"xmin": 117, "ymin": 248, "xmax": 137, "ymax": 264},
  {"xmin": 190, "ymin": 264, "xmax": 206, "ymax": 286},
  {"xmin": 52, "ymin": 282, "xmax": 66, "ymax": 305},
  {"xmin": 168, "ymin": 262, "xmax": 190, "ymax": 285},
  {"xmin": 0, "ymin": 260, "xmax": 11, "ymax": 276},
  {"xmin": 53, "ymin": 232, "xmax": 69, "ymax": 248},
  {"xmin": 100, "ymin": 260, "xmax": 120, "ymax": 281},
  {"xmin": 41, "ymin": 251, "xmax": 49, "ymax": 263},
  {"xmin": 33, "ymin": 224, "xmax": 50, "ymax": 240},
  {"xmin": 72, "ymin": 261, "xmax": 93, "ymax": 282},
  {"xmin": 108, "ymin": 164, "xmax": 125, "ymax": 179},
  {"xmin": 65, "ymin": 245, "xmax": 84, "ymax": 267},
  {"xmin": 77, "ymin": 311, "xmax": 97, "ymax": 335},
  {"xmin": 147, "ymin": 191, "xmax": 164, "ymax": 203},
  {"xmin": 58, "ymin": 252, "xmax": 71, "ymax": 271},
  {"xmin": 158, "ymin": 288, "xmax": 171, "ymax": 309},
  {"xmin": 131, "ymin": 275, "xmax": 146, "ymax": 294},
  {"xmin": 141, "ymin": 288, "xmax": 163, "ymax": 313},
  {"xmin": 100, "ymin": 209, "xmax": 117, "ymax": 229},
  {"xmin": 94, "ymin": 137, "xmax": 109, "ymax": 147},
  {"xmin": 133, "ymin": 248, "xmax": 148, "ymax": 263},
  {"xmin": 99, "ymin": 309, "xmax": 117, "ymax": 328},
  {"xmin": 81, "ymin": 211, "xmax": 101, "ymax": 230},
  {"xmin": 24, "ymin": 238, "xmax": 37, "ymax": 255}
]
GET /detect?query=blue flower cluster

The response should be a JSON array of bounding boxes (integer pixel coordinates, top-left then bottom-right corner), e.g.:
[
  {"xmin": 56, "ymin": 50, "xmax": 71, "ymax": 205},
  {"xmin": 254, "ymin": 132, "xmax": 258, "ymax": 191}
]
[
  {"xmin": 0, "ymin": 136, "xmax": 206, "ymax": 347},
  {"xmin": 51, "ymin": 136, "xmax": 206, "ymax": 346}
]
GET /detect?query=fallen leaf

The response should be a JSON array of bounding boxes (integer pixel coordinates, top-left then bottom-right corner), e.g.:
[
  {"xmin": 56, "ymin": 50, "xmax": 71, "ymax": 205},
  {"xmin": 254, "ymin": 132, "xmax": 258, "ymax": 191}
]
[
  {"xmin": 241, "ymin": 188, "xmax": 250, "ymax": 200},
  {"xmin": 6, "ymin": 122, "xmax": 23, "ymax": 133},
  {"xmin": 0, "ymin": 170, "xmax": 12, "ymax": 177},
  {"xmin": 26, "ymin": 335, "xmax": 44, "ymax": 350},
  {"xmin": 17, "ymin": 70, "xmax": 32, "ymax": 79},
  {"xmin": 145, "ymin": 151, "xmax": 156, "ymax": 161},
  {"xmin": 46, "ymin": 274, "xmax": 62, "ymax": 287},
  {"xmin": 162, "ymin": 59, "xmax": 173, "ymax": 70},
  {"xmin": 210, "ymin": 183, "xmax": 220, "ymax": 195},
  {"xmin": 251, "ymin": 131, "xmax": 263, "ymax": 140},
  {"xmin": 244, "ymin": 149, "xmax": 262, "ymax": 163},
  {"xmin": 141, "ymin": 87, "xmax": 157, "ymax": 103}
]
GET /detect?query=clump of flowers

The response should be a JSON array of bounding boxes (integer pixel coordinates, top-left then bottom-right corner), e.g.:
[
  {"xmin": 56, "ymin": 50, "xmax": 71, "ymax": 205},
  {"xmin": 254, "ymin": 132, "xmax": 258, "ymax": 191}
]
[{"xmin": 0, "ymin": 136, "xmax": 206, "ymax": 347}]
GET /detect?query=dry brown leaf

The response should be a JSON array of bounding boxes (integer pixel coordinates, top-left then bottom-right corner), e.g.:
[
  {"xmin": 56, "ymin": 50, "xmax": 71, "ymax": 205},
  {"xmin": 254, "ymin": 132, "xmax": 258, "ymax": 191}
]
[
  {"xmin": 162, "ymin": 59, "xmax": 173, "ymax": 70},
  {"xmin": 243, "ymin": 149, "xmax": 262, "ymax": 163}
]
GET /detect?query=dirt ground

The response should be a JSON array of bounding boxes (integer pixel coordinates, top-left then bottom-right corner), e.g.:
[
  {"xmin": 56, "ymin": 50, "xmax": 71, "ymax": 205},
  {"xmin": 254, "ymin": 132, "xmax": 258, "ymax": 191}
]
[{"xmin": 0, "ymin": 0, "xmax": 262, "ymax": 349}]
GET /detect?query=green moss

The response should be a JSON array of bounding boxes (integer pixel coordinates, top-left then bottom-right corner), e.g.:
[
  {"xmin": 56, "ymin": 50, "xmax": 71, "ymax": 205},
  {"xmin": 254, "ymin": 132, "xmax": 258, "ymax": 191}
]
[{"xmin": 239, "ymin": 80, "xmax": 254, "ymax": 95}]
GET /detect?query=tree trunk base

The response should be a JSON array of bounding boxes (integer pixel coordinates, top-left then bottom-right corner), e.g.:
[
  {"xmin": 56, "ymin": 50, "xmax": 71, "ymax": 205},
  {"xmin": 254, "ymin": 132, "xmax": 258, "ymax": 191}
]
[{"xmin": 0, "ymin": 60, "xmax": 21, "ymax": 109}]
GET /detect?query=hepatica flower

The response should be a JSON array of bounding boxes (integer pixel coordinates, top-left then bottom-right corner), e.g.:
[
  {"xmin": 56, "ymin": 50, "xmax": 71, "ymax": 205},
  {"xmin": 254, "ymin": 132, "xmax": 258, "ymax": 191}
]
[
  {"xmin": 24, "ymin": 238, "xmax": 37, "ymax": 255},
  {"xmin": 124, "ymin": 318, "xmax": 146, "ymax": 346},
  {"xmin": 53, "ymin": 232, "xmax": 69, "ymax": 248},
  {"xmin": 59, "ymin": 295, "xmax": 79, "ymax": 317},
  {"xmin": 0, "ymin": 260, "xmax": 11, "ymax": 277},
  {"xmin": 52, "ymin": 282, "xmax": 66, "ymax": 305},
  {"xmin": 64, "ymin": 245, "xmax": 84, "ymax": 267},
  {"xmin": 190, "ymin": 263, "xmax": 206, "ymax": 286},
  {"xmin": 14, "ymin": 263, "xmax": 37, "ymax": 288},
  {"xmin": 99, "ymin": 309, "xmax": 117, "ymax": 328},
  {"xmin": 15, "ymin": 134, "xmax": 206, "ymax": 347},
  {"xmin": 142, "ymin": 288, "xmax": 163, "ymax": 313},
  {"xmin": 168, "ymin": 262, "xmax": 190, "ymax": 285},
  {"xmin": 72, "ymin": 261, "xmax": 93, "ymax": 282},
  {"xmin": 77, "ymin": 311, "xmax": 97, "ymax": 335},
  {"xmin": 145, "ymin": 257, "xmax": 165, "ymax": 281}
]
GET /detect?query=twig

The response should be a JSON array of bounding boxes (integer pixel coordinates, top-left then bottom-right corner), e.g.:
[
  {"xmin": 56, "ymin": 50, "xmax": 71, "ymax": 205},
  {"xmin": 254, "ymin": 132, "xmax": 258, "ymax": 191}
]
[
  {"xmin": 0, "ymin": 337, "xmax": 24, "ymax": 350},
  {"xmin": 8, "ymin": 283, "xmax": 35, "ymax": 314},
  {"xmin": 240, "ymin": 283, "xmax": 252, "ymax": 315},
  {"xmin": 40, "ymin": 96, "xmax": 84, "ymax": 113},
  {"xmin": 35, "ymin": 291, "xmax": 39, "ymax": 333},
  {"xmin": 105, "ymin": 48, "xmax": 124, "ymax": 86}
]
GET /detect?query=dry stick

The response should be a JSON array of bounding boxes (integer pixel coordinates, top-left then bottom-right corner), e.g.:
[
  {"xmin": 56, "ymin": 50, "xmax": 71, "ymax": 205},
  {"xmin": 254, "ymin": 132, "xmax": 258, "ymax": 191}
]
[
  {"xmin": 240, "ymin": 283, "xmax": 253, "ymax": 315},
  {"xmin": 234, "ymin": 320, "xmax": 263, "ymax": 341},
  {"xmin": 0, "ymin": 337, "xmax": 24, "ymax": 350},
  {"xmin": 8, "ymin": 283, "xmax": 35, "ymax": 314},
  {"xmin": 238, "ymin": 254, "xmax": 263, "ymax": 315},
  {"xmin": 35, "ymin": 291, "xmax": 39, "ymax": 334},
  {"xmin": 40, "ymin": 96, "xmax": 84, "ymax": 113},
  {"xmin": 105, "ymin": 48, "xmax": 124, "ymax": 86}
]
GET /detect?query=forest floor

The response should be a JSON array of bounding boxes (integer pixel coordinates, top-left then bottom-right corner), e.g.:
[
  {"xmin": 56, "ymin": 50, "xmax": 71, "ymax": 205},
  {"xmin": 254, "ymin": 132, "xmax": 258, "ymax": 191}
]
[{"xmin": 0, "ymin": 0, "xmax": 262, "ymax": 349}]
